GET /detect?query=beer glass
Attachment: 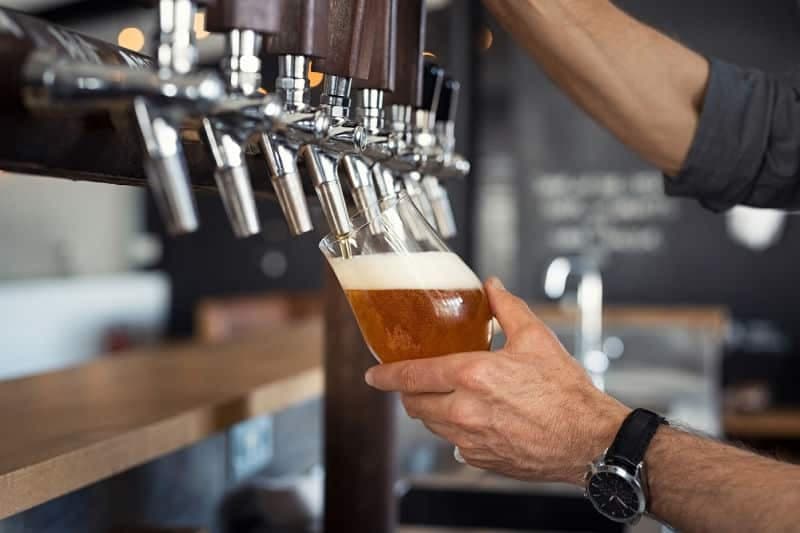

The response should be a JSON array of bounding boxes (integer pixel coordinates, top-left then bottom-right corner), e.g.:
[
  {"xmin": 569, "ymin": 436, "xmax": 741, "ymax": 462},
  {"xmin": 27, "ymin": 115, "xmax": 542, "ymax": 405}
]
[{"xmin": 319, "ymin": 193, "xmax": 493, "ymax": 364}]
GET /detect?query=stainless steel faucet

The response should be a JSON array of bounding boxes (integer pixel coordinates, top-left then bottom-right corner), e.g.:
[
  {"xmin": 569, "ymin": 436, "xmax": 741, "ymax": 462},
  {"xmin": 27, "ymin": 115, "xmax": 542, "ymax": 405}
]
[
  {"xmin": 22, "ymin": 0, "xmax": 226, "ymax": 236},
  {"xmin": 544, "ymin": 255, "xmax": 609, "ymax": 390},
  {"xmin": 200, "ymin": 28, "xmax": 268, "ymax": 237},
  {"xmin": 19, "ymin": 0, "xmax": 474, "ymax": 245},
  {"xmin": 138, "ymin": 0, "xmax": 203, "ymax": 235}
]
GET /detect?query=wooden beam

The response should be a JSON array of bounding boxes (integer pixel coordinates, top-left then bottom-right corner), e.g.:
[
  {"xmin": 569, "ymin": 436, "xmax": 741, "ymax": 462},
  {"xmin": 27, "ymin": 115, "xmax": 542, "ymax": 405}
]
[{"xmin": 323, "ymin": 267, "xmax": 397, "ymax": 533}]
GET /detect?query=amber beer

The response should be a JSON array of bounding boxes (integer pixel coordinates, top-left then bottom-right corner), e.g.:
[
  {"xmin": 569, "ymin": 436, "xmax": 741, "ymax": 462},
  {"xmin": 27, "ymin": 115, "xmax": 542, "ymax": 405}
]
[{"xmin": 330, "ymin": 251, "xmax": 493, "ymax": 363}]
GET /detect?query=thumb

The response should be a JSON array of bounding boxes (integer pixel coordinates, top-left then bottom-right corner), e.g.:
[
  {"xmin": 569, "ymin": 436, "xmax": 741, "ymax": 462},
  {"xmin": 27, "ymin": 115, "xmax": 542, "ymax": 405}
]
[{"xmin": 485, "ymin": 277, "xmax": 551, "ymax": 352}]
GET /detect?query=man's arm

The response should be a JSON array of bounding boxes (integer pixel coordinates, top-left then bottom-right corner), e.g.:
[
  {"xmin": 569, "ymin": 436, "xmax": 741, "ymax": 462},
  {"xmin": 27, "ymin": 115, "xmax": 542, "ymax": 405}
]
[
  {"xmin": 365, "ymin": 279, "xmax": 800, "ymax": 532},
  {"xmin": 485, "ymin": 0, "xmax": 800, "ymax": 211},
  {"xmin": 647, "ymin": 427, "xmax": 800, "ymax": 532},
  {"xmin": 483, "ymin": 0, "xmax": 710, "ymax": 176}
]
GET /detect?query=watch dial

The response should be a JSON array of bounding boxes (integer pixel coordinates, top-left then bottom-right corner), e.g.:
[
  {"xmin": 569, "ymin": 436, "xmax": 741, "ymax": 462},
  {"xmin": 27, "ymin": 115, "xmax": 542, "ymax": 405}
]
[{"xmin": 588, "ymin": 471, "xmax": 641, "ymax": 522}]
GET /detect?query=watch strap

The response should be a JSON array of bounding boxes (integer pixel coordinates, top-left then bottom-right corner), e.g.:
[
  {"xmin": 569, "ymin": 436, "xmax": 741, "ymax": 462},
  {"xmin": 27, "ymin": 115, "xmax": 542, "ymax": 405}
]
[{"xmin": 607, "ymin": 408, "xmax": 666, "ymax": 468}]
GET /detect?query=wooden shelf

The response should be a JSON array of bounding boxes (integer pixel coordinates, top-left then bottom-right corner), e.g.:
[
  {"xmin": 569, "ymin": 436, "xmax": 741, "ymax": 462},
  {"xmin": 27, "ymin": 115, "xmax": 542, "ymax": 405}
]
[
  {"xmin": 724, "ymin": 410, "xmax": 800, "ymax": 440},
  {"xmin": 0, "ymin": 318, "xmax": 323, "ymax": 520}
]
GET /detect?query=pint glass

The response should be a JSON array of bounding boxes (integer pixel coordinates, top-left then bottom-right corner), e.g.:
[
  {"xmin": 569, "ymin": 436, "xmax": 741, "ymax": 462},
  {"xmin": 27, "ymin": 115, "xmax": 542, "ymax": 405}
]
[{"xmin": 319, "ymin": 193, "xmax": 493, "ymax": 364}]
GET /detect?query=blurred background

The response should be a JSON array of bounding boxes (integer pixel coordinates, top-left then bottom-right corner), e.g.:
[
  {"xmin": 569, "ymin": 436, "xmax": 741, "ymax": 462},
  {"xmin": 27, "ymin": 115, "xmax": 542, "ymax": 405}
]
[{"xmin": 2, "ymin": 0, "xmax": 800, "ymax": 532}]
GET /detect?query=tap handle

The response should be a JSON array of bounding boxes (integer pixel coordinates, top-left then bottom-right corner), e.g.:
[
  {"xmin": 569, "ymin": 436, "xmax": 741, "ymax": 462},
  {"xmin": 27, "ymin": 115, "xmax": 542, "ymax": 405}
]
[
  {"xmin": 421, "ymin": 61, "xmax": 444, "ymax": 113},
  {"xmin": 383, "ymin": 0, "xmax": 425, "ymax": 107},
  {"xmin": 353, "ymin": 0, "xmax": 397, "ymax": 92},
  {"xmin": 265, "ymin": 0, "xmax": 330, "ymax": 57},
  {"xmin": 137, "ymin": 0, "xmax": 216, "ymax": 6},
  {"xmin": 205, "ymin": 0, "xmax": 283, "ymax": 34},
  {"xmin": 436, "ymin": 76, "xmax": 460, "ymax": 124},
  {"xmin": 313, "ymin": 0, "xmax": 372, "ymax": 80}
]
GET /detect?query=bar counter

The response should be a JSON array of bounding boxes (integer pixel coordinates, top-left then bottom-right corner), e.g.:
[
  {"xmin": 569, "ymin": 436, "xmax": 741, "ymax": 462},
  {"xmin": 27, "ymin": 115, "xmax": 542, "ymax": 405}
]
[
  {"xmin": 0, "ymin": 305, "xmax": 733, "ymax": 521},
  {"xmin": 0, "ymin": 318, "xmax": 323, "ymax": 520}
]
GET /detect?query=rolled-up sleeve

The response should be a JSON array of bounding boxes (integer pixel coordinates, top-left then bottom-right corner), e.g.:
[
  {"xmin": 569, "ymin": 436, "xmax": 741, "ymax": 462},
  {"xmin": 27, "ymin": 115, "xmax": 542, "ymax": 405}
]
[{"xmin": 665, "ymin": 59, "xmax": 800, "ymax": 211}]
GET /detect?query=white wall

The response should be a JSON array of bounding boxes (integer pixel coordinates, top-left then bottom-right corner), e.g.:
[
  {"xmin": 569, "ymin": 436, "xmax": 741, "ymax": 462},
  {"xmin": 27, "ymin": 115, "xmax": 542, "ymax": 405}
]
[
  {"xmin": 0, "ymin": 173, "xmax": 169, "ymax": 379},
  {"xmin": 0, "ymin": 173, "xmax": 144, "ymax": 279}
]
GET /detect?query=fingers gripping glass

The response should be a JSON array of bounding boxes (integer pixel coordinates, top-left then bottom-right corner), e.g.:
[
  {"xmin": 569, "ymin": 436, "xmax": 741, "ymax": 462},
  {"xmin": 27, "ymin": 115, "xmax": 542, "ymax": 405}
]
[{"xmin": 320, "ymin": 193, "xmax": 493, "ymax": 365}]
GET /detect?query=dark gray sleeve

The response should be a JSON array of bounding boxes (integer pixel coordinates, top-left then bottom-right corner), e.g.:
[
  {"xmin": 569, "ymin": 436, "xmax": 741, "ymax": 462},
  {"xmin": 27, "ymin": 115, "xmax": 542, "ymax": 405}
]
[{"xmin": 664, "ymin": 59, "xmax": 800, "ymax": 212}]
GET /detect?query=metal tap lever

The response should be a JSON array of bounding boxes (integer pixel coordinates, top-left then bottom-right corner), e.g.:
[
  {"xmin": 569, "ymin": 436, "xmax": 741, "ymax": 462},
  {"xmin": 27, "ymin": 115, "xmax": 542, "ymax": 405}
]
[
  {"xmin": 201, "ymin": 0, "xmax": 285, "ymax": 237},
  {"xmin": 263, "ymin": 0, "xmax": 332, "ymax": 235},
  {"xmin": 421, "ymin": 175, "xmax": 456, "ymax": 238},
  {"xmin": 341, "ymin": 0, "xmax": 397, "ymax": 220},
  {"xmin": 341, "ymin": 155, "xmax": 380, "ymax": 222},
  {"xmin": 296, "ymin": 0, "xmax": 377, "ymax": 238},
  {"xmin": 133, "ymin": 99, "xmax": 197, "ymax": 235},
  {"xmin": 425, "ymin": 75, "xmax": 461, "ymax": 238},
  {"xmin": 259, "ymin": 133, "xmax": 313, "ymax": 235},
  {"xmin": 299, "ymin": 144, "xmax": 350, "ymax": 239},
  {"xmin": 372, "ymin": 164, "xmax": 397, "ymax": 204},
  {"xmin": 376, "ymin": 0, "xmax": 426, "ymax": 215},
  {"xmin": 138, "ymin": 0, "xmax": 208, "ymax": 235}
]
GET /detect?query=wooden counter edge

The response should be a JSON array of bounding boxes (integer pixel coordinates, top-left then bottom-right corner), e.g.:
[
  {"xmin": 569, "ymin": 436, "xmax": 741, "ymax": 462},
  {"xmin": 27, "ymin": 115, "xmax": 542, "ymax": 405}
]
[{"xmin": 0, "ymin": 334, "xmax": 324, "ymax": 520}]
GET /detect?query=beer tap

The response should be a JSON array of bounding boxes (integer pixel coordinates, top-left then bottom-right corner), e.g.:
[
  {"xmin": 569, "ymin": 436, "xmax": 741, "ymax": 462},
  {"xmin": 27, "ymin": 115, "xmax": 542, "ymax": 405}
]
[
  {"xmin": 421, "ymin": 75, "xmax": 459, "ymax": 238},
  {"xmin": 22, "ymin": 0, "xmax": 228, "ymax": 236},
  {"xmin": 382, "ymin": 0, "xmax": 424, "ymax": 163},
  {"xmin": 259, "ymin": 0, "xmax": 332, "ymax": 236},
  {"xmin": 295, "ymin": 0, "xmax": 376, "ymax": 241},
  {"xmin": 340, "ymin": 0, "xmax": 397, "ymax": 221},
  {"xmin": 377, "ymin": 0, "xmax": 425, "ymax": 213},
  {"xmin": 402, "ymin": 61, "xmax": 443, "ymax": 228},
  {"xmin": 133, "ymin": 0, "xmax": 206, "ymax": 236},
  {"xmin": 200, "ymin": 0, "xmax": 285, "ymax": 237}
]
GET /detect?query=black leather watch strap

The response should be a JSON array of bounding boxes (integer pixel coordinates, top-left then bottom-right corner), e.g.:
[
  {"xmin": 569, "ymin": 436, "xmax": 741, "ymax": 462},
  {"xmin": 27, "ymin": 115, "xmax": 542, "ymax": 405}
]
[{"xmin": 607, "ymin": 408, "xmax": 667, "ymax": 468}]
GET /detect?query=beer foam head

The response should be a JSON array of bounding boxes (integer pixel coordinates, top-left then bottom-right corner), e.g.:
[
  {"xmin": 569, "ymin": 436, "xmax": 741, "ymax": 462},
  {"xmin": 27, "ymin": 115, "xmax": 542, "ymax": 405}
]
[{"xmin": 329, "ymin": 251, "xmax": 483, "ymax": 291}]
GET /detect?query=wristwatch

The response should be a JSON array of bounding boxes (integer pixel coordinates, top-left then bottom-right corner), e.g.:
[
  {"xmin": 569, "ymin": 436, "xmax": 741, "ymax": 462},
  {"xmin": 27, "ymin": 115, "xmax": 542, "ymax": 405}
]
[{"xmin": 585, "ymin": 408, "xmax": 667, "ymax": 524}]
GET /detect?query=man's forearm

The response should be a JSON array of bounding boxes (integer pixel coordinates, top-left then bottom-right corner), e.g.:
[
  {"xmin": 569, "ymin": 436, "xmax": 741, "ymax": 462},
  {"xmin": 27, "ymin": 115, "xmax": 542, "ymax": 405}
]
[
  {"xmin": 483, "ymin": 0, "xmax": 710, "ymax": 175},
  {"xmin": 644, "ymin": 427, "xmax": 800, "ymax": 532}
]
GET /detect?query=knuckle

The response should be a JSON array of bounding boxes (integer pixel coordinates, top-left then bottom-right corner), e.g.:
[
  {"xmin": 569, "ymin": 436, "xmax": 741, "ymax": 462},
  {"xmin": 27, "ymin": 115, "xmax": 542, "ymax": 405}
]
[
  {"xmin": 458, "ymin": 360, "xmax": 492, "ymax": 390},
  {"xmin": 519, "ymin": 322, "xmax": 542, "ymax": 340},
  {"xmin": 399, "ymin": 363, "xmax": 419, "ymax": 392},
  {"xmin": 448, "ymin": 400, "xmax": 481, "ymax": 429}
]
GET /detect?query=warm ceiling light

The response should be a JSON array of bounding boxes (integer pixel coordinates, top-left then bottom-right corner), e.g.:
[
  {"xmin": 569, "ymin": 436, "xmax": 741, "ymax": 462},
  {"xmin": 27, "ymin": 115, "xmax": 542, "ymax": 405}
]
[
  {"xmin": 308, "ymin": 61, "xmax": 324, "ymax": 88},
  {"xmin": 257, "ymin": 87, "xmax": 268, "ymax": 95},
  {"xmin": 423, "ymin": 51, "xmax": 437, "ymax": 59},
  {"xmin": 478, "ymin": 27, "xmax": 494, "ymax": 51},
  {"xmin": 194, "ymin": 12, "xmax": 210, "ymax": 40},
  {"xmin": 117, "ymin": 27, "xmax": 145, "ymax": 52}
]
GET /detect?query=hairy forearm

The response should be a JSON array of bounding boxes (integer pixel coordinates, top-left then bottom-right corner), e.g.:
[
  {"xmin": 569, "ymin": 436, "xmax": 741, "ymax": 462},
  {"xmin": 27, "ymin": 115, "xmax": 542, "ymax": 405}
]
[
  {"xmin": 483, "ymin": 0, "xmax": 710, "ymax": 175},
  {"xmin": 644, "ymin": 427, "xmax": 800, "ymax": 532}
]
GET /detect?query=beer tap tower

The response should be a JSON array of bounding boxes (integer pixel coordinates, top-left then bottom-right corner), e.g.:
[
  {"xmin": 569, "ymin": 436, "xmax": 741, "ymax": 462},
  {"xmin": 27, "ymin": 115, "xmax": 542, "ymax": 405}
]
[{"xmin": 1, "ymin": 1, "xmax": 476, "ymax": 530}]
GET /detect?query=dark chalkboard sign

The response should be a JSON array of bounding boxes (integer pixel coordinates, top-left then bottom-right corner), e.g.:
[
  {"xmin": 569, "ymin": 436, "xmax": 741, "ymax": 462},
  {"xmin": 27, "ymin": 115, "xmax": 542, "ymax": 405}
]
[{"xmin": 473, "ymin": 0, "xmax": 800, "ymax": 347}]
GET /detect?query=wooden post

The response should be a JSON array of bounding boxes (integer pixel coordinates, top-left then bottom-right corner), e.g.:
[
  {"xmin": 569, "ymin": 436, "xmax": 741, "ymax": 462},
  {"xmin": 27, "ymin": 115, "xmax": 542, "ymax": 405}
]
[{"xmin": 323, "ymin": 267, "xmax": 397, "ymax": 533}]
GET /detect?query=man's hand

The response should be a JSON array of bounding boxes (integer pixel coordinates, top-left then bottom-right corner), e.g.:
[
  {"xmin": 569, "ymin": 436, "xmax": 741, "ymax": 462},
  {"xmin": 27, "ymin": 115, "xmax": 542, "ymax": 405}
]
[{"xmin": 365, "ymin": 277, "xmax": 630, "ymax": 485}]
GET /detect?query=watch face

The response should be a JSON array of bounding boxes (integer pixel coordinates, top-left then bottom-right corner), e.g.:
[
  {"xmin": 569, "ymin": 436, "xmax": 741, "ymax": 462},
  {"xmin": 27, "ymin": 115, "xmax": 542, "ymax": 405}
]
[{"xmin": 587, "ymin": 470, "xmax": 642, "ymax": 522}]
